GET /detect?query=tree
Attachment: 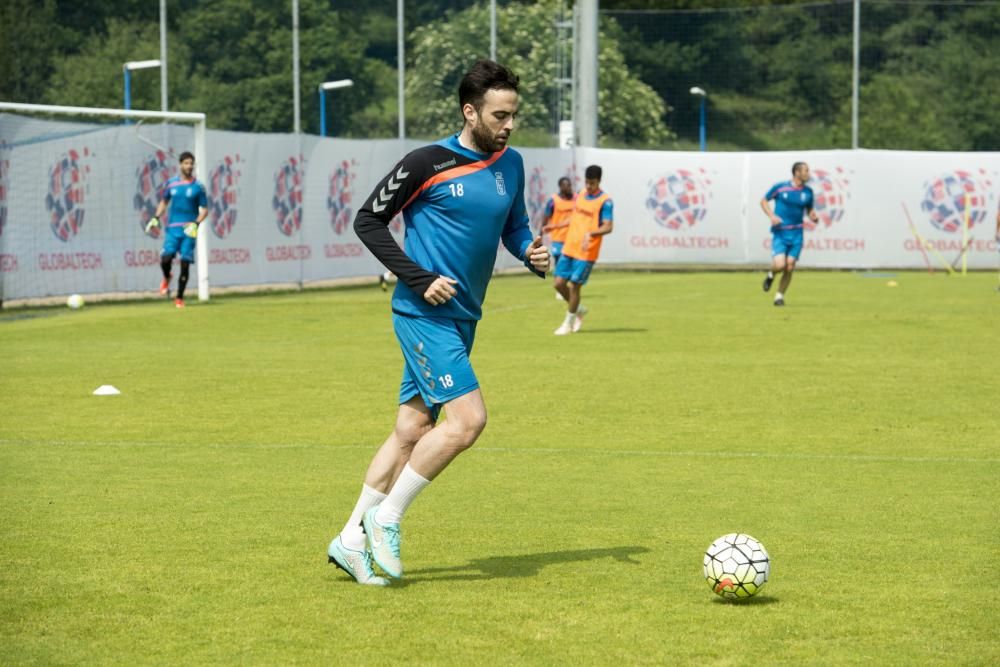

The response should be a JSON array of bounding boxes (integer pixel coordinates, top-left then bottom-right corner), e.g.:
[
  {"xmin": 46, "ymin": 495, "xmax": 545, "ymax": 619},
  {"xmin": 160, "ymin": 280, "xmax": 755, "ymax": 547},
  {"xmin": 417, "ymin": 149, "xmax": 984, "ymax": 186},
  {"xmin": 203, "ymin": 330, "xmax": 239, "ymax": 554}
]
[{"xmin": 406, "ymin": 0, "xmax": 672, "ymax": 146}]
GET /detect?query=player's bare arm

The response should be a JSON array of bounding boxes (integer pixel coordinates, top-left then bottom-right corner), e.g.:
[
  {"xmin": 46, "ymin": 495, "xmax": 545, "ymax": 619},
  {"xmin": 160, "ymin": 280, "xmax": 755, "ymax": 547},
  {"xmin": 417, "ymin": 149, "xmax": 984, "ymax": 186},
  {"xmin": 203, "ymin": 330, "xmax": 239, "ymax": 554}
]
[
  {"xmin": 761, "ymin": 199, "xmax": 781, "ymax": 226},
  {"xmin": 581, "ymin": 220, "xmax": 613, "ymax": 252}
]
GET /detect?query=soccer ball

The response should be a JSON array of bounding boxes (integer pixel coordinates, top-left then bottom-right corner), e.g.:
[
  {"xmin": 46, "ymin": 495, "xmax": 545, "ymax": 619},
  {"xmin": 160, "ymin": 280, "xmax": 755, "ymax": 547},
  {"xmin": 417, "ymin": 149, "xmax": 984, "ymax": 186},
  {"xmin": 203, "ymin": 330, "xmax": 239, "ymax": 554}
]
[
  {"xmin": 703, "ymin": 533, "xmax": 770, "ymax": 599},
  {"xmin": 67, "ymin": 294, "xmax": 85, "ymax": 309}
]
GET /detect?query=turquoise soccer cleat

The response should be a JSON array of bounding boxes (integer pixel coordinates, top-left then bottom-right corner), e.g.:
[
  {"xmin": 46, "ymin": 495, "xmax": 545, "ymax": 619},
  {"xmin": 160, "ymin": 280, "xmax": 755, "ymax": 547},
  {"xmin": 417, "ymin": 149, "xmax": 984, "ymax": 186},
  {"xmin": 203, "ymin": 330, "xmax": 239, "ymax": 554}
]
[
  {"xmin": 327, "ymin": 536, "xmax": 389, "ymax": 586},
  {"xmin": 363, "ymin": 506, "xmax": 403, "ymax": 578}
]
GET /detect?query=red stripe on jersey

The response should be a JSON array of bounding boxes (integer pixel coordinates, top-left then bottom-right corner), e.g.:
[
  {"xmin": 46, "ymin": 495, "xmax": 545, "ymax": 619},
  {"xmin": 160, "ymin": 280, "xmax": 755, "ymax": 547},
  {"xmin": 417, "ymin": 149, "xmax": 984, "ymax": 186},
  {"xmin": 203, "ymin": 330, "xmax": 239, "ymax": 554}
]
[{"xmin": 400, "ymin": 148, "xmax": 508, "ymax": 212}]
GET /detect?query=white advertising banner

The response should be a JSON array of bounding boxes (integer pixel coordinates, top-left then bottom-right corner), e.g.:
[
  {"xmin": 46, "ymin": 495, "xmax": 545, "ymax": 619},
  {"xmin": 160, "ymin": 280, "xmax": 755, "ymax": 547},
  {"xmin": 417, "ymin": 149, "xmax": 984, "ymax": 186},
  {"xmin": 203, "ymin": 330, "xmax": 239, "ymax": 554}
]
[{"xmin": 2, "ymin": 112, "xmax": 998, "ymax": 303}]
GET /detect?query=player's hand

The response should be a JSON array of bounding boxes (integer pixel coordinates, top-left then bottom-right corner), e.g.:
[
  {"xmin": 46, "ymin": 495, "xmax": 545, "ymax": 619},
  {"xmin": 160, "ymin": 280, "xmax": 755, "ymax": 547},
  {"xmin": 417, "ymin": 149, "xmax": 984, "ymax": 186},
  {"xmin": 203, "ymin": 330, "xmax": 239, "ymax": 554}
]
[
  {"xmin": 580, "ymin": 233, "xmax": 592, "ymax": 252},
  {"xmin": 145, "ymin": 216, "xmax": 161, "ymax": 233},
  {"xmin": 526, "ymin": 236, "xmax": 550, "ymax": 272},
  {"xmin": 770, "ymin": 215, "xmax": 782, "ymax": 227},
  {"xmin": 423, "ymin": 276, "xmax": 458, "ymax": 306},
  {"xmin": 184, "ymin": 222, "xmax": 199, "ymax": 238}
]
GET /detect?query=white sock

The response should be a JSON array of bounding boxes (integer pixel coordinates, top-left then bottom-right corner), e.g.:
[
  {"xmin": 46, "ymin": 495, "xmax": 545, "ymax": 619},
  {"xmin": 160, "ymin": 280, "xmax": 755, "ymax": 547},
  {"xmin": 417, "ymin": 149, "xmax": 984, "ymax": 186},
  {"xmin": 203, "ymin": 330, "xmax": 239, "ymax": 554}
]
[
  {"xmin": 340, "ymin": 483, "xmax": 386, "ymax": 551},
  {"xmin": 565, "ymin": 311, "xmax": 577, "ymax": 323},
  {"xmin": 768, "ymin": 271, "xmax": 774, "ymax": 279},
  {"xmin": 376, "ymin": 463, "xmax": 430, "ymax": 525},
  {"xmin": 775, "ymin": 291, "xmax": 784, "ymax": 300}
]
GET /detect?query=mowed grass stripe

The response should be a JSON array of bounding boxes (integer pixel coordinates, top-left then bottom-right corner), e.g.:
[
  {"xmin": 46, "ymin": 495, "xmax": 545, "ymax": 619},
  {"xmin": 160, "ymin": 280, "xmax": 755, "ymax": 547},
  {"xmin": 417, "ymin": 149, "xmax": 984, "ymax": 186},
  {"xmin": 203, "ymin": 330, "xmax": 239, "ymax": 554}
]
[{"xmin": 2, "ymin": 437, "xmax": 999, "ymax": 465}]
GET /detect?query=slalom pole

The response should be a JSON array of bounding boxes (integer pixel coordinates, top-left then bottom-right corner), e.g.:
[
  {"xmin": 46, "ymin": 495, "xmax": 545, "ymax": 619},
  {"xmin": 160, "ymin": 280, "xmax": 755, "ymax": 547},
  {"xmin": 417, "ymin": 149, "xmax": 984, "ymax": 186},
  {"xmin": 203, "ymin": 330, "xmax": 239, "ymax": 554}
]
[{"xmin": 902, "ymin": 203, "xmax": 954, "ymax": 275}]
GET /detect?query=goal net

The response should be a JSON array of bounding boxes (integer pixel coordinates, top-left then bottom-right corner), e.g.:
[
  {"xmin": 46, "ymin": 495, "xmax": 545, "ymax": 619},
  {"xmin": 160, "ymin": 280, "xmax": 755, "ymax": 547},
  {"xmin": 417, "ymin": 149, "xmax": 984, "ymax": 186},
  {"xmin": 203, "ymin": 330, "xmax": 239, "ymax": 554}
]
[{"xmin": 0, "ymin": 103, "xmax": 207, "ymax": 306}]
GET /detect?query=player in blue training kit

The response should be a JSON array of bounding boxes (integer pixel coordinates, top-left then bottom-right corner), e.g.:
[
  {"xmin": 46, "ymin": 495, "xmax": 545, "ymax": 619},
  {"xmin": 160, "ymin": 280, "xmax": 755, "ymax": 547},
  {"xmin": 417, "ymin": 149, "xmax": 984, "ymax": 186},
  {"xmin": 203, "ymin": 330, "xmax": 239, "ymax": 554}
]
[
  {"xmin": 147, "ymin": 151, "xmax": 207, "ymax": 308},
  {"xmin": 760, "ymin": 161, "xmax": 819, "ymax": 306},
  {"xmin": 326, "ymin": 60, "xmax": 551, "ymax": 586}
]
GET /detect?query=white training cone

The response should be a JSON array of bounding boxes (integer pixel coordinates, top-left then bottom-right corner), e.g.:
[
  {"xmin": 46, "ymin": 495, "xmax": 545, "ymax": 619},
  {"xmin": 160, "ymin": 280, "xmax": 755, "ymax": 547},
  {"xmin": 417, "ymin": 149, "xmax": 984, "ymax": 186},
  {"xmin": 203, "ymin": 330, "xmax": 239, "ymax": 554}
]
[{"xmin": 93, "ymin": 385, "xmax": 121, "ymax": 396}]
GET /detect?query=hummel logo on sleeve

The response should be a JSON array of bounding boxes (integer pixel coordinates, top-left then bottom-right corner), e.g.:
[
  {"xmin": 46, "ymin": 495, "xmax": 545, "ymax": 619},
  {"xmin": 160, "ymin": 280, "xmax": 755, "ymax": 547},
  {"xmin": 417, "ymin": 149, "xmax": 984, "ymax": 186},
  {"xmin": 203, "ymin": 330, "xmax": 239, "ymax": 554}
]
[{"xmin": 372, "ymin": 166, "xmax": 411, "ymax": 213}]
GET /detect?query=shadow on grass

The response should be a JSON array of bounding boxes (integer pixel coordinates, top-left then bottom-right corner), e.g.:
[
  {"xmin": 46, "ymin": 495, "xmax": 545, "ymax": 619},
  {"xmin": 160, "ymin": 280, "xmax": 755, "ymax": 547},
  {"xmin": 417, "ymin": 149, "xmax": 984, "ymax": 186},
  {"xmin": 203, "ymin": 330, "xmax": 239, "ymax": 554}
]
[
  {"xmin": 710, "ymin": 594, "xmax": 780, "ymax": 606},
  {"xmin": 397, "ymin": 545, "xmax": 650, "ymax": 585}
]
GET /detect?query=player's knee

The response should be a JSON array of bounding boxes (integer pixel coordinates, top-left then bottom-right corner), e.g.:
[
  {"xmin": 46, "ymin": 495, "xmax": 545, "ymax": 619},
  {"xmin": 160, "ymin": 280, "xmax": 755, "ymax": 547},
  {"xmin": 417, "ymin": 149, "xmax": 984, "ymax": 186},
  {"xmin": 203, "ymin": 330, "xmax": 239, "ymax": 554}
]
[
  {"xmin": 395, "ymin": 420, "xmax": 432, "ymax": 448},
  {"xmin": 450, "ymin": 408, "xmax": 487, "ymax": 446}
]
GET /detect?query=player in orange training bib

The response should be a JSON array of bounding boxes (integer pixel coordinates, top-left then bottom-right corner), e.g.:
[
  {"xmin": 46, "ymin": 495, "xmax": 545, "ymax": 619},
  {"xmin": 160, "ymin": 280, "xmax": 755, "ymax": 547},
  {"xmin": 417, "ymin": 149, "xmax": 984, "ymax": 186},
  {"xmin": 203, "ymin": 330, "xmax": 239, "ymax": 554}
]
[{"xmin": 553, "ymin": 165, "xmax": 613, "ymax": 335}]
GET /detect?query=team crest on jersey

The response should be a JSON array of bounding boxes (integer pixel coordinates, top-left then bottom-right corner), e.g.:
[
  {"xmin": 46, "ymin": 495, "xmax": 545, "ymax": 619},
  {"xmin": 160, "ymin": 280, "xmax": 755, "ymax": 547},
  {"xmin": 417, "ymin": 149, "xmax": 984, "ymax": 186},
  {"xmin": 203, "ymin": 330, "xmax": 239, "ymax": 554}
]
[{"xmin": 495, "ymin": 170, "xmax": 506, "ymax": 196}]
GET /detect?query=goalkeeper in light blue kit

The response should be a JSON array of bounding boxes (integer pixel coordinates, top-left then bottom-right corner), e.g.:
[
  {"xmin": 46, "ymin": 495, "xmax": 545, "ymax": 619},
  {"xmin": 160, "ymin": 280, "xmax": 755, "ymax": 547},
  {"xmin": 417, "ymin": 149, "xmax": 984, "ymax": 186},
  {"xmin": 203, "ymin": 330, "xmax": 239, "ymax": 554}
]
[
  {"xmin": 146, "ymin": 151, "xmax": 207, "ymax": 308},
  {"xmin": 760, "ymin": 161, "xmax": 819, "ymax": 306},
  {"xmin": 326, "ymin": 60, "xmax": 551, "ymax": 585}
]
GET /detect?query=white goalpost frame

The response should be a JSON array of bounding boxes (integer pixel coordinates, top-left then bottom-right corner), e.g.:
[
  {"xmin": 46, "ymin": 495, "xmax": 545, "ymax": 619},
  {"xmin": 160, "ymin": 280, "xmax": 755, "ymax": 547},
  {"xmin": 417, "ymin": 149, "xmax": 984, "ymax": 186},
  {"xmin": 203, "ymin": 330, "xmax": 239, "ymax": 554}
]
[{"xmin": 0, "ymin": 102, "xmax": 210, "ymax": 302}]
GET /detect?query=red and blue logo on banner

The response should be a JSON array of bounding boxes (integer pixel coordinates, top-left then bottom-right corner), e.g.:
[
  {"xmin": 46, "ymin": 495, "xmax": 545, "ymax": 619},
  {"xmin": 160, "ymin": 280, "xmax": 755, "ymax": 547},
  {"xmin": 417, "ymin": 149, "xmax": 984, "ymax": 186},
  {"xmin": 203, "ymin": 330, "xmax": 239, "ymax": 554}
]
[
  {"xmin": 921, "ymin": 170, "xmax": 993, "ymax": 234},
  {"xmin": 327, "ymin": 159, "xmax": 357, "ymax": 235},
  {"xmin": 134, "ymin": 150, "xmax": 175, "ymax": 239},
  {"xmin": 273, "ymin": 156, "xmax": 304, "ymax": 237},
  {"xmin": 808, "ymin": 167, "xmax": 850, "ymax": 231},
  {"xmin": 46, "ymin": 148, "xmax": 91, "ymax": 242},
  {"xmin": 645, "ymin": 169, "xmax": 711, "ymax": 230},
  {"xmin": 209, "ymin": 154, "xmax": 242, "ymax": 239}
]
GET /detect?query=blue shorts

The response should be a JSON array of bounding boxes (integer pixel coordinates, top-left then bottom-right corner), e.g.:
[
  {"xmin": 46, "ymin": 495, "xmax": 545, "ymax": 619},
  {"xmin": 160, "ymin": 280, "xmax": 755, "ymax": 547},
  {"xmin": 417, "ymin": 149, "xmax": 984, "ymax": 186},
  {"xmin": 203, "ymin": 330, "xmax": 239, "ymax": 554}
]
[
  {"xmin": 393, "ymin": 313, "xmax": 479, "ymax": 421},
  {"xmin": 162, "ymin": 232, "xmax": 197, "ymax": 262},
  {"xmin": 550, "ymin": 241, "xmax": 564, "ymax": 263},
  {"xmin": 771, "ymin": 234, "xmax": 803, "ymax": 260},
  {"xmin": 554, "ymin": 254, "xmax": 594, "ymax": 286}
]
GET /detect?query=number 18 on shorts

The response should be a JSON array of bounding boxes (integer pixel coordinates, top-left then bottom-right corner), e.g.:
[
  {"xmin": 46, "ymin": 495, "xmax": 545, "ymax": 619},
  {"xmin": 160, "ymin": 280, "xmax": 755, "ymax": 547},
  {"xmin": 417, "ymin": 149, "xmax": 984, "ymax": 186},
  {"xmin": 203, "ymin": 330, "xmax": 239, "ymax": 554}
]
[{"xmin": 393, "ymin": 314, "xmax": 480, "ymax": 414}]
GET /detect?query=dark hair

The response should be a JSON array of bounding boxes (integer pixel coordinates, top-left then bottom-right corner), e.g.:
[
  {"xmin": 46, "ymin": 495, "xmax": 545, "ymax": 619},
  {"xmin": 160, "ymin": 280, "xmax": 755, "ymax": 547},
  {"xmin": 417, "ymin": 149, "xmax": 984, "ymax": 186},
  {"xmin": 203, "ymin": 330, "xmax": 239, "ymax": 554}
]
[
  {"xmin": 459, "ymin": 60, "xmax": 520, "ymax": 112},
  {"xmin": 585, "ymin": 165, "xmax": 602, "ymax": 180},
  {"xmin": 179, "ymin": 151, "xmax": 195, "ymax": 163},
  {"xmin": 557, "ymin": 177, "xmax": 571, "ymax": 186},
  {"xmin": 791, "ymin": 161, "xmax": 807, "ymax": 176}
]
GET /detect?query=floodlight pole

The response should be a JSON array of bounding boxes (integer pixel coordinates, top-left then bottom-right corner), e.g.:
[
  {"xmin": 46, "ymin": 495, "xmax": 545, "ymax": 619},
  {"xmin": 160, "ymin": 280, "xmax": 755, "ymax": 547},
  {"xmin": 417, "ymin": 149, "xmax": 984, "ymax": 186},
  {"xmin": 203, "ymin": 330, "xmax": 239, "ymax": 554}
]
[
  {"xmin": 490, "ymin": 0, "xmax": 497, "ymax": 61},
  {"xmin": 292, "ymin": 0, "xmax": 301, "ymax": 134},
  {"xmin": 576, "ymin": 0, "xmax": 598, "ymax": 147},
  {"xmin": 690, "ymin": 87, "xmax": 707, "ymax": 152},
  {"xmin": 160, "ymin": 0, "xmax": 169, "ymax": 112},
  {"xmin": 397, "ymin": 0, "xmax": 405, "ymax": 141},
  {"xmin": 319, "ymin": 79, "xmax": 354, "ymax": 137},
  {"xmin": 851, "ymin": 0, "xmax": 860, "ymax": 149}
]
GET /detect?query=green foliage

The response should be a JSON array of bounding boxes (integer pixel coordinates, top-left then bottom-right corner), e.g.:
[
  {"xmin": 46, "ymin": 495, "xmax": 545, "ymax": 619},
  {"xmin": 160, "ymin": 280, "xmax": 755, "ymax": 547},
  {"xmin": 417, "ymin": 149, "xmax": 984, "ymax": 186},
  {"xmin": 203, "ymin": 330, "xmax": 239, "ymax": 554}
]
[
  {"xmin": 3, "ymin": 0, "xmax": 999, "ymax": 149},
  {"xmin": 2, "ymin": 273, "xmax": 999, "ymax": 663},
  {"xmin": 407, "ymin": 0, "xmax": 671, "ymax": 145}
]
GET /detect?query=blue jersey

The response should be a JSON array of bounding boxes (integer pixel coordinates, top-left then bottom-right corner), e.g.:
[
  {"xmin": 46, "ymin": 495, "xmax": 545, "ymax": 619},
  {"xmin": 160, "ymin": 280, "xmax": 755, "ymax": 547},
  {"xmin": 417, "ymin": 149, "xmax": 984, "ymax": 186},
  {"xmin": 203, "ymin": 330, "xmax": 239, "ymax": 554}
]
[
  {"xmin": 354, "ymin": 134, "xmax": 539, "ymax": 321},
  {"xmin": 764, "ymin": 180, "xmax": 814, "ymax": 233},
  {"xmin": 161, "ymin": 177, "xmax": 207, "ymax": 232}
]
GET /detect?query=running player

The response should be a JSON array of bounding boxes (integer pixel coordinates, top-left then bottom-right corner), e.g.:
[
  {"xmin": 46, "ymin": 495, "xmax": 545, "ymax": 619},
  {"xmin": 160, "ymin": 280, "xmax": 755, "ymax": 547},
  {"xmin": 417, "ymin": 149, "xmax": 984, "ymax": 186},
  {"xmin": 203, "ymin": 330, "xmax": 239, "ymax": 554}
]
[
  {"xmin": 552, "ymin": 165, "xmax": 613, "ymax": 335},
  {"xmin": 760, "ymin": 161, "xmax": 818, "ymax": 306},
  {"xmin": 541, "ymin": 176, "xmax": 575, "ymax": 299},
  {"xmin": 146, "ymin": 151, "xmax": 207, "ymax": 308},
  {"xmin": 327, "ymin": 60, "xmax": 550, "ymax": 585}
]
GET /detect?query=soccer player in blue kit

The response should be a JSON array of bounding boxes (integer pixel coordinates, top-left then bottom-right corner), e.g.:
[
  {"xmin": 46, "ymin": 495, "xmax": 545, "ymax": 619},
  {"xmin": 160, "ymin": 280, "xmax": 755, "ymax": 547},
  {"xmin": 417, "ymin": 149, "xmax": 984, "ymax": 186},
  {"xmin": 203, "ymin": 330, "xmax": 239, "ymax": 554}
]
[
  {"xmin": 146, "ymin": 151, "xmax": 207, "ymax": 308},
  {"xmin": 760, "ymin": 161, "xmax": 819, "ymax": 306},
  {"xmin": 327, "ymin": 61, "xmax": 551, "ymax": 585}
]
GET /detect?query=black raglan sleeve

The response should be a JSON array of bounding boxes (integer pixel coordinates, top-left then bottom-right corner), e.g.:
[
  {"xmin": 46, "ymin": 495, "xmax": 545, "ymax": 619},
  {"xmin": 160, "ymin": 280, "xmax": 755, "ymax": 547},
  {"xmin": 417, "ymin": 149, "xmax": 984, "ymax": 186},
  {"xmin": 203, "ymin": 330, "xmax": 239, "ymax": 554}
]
[{"xmin": 353, "ymin": 149, "xmax": 440, "ymax": 297}]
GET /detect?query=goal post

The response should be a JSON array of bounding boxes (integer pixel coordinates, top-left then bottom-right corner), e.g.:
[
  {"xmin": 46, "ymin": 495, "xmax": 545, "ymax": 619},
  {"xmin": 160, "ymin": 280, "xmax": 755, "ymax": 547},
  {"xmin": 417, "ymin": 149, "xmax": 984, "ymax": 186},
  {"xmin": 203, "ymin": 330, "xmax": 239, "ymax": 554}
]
[{"xmin": 0, "ymin": 102, "xmax": 210, "ymax": 303}]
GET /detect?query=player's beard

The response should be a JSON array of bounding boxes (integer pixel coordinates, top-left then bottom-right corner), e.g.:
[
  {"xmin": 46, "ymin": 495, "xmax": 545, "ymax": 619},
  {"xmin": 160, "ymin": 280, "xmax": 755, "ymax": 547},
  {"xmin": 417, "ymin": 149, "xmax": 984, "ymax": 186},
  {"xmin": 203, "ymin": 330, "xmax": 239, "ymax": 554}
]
[{"xmin": 471, "ymin": 118, "xmax": 508, "ymax": 153}]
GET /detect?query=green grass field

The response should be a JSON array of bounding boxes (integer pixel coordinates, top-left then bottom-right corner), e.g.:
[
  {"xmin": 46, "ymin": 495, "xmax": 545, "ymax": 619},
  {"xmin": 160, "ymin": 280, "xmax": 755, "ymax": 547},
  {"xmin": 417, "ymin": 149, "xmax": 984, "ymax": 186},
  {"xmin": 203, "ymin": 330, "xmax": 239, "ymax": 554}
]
[{"xmin": 2, "ymin": 271, "xmax": 998, "ymax": 665}]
